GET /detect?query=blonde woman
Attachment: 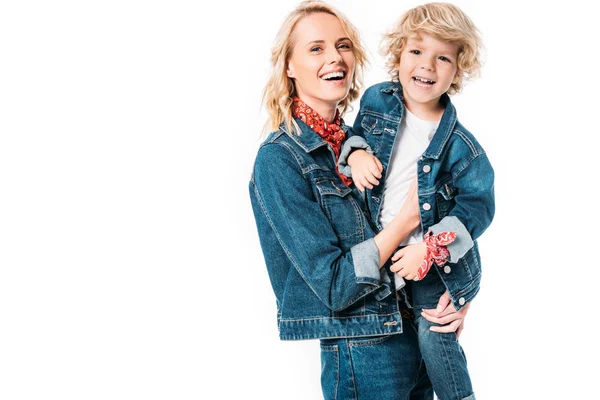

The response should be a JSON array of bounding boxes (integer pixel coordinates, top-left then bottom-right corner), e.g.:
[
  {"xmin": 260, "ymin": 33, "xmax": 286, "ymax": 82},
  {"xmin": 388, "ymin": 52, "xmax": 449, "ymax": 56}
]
[{"xmin": 249, "ymin": 1, "xmax": 437, "ymax": 398}]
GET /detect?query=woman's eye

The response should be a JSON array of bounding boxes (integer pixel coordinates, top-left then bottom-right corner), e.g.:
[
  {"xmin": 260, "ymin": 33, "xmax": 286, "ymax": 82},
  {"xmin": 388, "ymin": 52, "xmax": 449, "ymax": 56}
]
[
  {"xmin": 338, "ymin": 43, "xmax": 351, "ymax": 50},
  {"xmin": 310, "ymin": 46, "xmax": 322, "ymax": 52}
]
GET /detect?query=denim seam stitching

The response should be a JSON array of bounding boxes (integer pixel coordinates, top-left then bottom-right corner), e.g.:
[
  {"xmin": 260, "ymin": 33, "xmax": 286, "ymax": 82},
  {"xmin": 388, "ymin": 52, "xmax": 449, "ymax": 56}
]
[
  {"xmin": 454, "ymin": 129, "xmax": 481, "ymax": 157},
  {"xmin": 344, "ymin": 340, "xmax": 358, "ymax": 400},
  {"xmin": 279, "ymin": 312, "xmax": 399, "ymax": 323}
]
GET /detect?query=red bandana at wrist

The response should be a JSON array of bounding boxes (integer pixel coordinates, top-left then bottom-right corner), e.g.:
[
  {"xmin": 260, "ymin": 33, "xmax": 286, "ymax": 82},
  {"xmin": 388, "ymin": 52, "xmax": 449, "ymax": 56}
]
[
  {"xmin": 292, "ymin": 97, "xmax": 353, "ymax": 186},
  {"xmin": 415, "ymin": 231, "xmax": 457, "ymax": 281}
]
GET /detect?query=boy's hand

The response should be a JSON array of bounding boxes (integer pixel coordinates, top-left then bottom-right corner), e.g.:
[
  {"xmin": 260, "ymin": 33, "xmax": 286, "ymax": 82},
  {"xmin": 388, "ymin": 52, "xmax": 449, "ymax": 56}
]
[
  {"xmin": 347, "ymin": 150, "xmax": 383, "ymax": 192},
  {"xmin": 390, "ymin": 242, "xmax": 427, "ymax": 280}
]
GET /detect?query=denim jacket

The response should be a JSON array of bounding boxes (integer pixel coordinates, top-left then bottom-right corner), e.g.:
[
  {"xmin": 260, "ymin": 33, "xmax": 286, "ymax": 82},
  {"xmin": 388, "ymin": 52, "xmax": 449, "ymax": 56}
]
[
  {"xmin": 339, "ymin": 81, "xmax": 495, "ymax": 311},
  {"xmin": 249, "ymin": 118, "xmax": 407, "ymax": 340}
]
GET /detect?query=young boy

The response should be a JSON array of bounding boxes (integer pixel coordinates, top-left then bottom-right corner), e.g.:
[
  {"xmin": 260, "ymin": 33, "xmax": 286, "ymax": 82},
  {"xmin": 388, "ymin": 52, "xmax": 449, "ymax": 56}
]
[{"xmin": 338, "ymin": 3, "xmax": 494, "ymax": 399}]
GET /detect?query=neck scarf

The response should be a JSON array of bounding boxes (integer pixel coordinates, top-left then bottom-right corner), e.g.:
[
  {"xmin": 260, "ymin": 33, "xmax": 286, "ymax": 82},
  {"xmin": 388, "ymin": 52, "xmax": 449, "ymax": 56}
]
[{"xmin": 292, "ymin": 97, "xmax": 352, "ymax": 186}]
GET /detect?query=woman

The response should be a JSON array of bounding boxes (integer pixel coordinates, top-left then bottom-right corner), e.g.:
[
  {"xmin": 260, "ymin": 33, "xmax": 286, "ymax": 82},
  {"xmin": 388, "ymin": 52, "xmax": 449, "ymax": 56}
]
[{"xmin": 249, "ymin": 1, "xmax": 464, "ymax": 398}]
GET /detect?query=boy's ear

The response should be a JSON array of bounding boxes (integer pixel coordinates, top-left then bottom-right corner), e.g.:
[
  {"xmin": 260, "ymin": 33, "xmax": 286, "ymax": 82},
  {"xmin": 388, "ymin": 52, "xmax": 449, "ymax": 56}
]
[{"xmin": 452, "ymin": 70, "xmax": 461, "ymax": 84}]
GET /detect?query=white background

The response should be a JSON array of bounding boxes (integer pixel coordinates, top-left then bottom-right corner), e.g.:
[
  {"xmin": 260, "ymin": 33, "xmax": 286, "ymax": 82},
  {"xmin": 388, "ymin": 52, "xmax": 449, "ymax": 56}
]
[{"xmin": 1, "ymin": 0, "xmax": 598, "ymax": 399}]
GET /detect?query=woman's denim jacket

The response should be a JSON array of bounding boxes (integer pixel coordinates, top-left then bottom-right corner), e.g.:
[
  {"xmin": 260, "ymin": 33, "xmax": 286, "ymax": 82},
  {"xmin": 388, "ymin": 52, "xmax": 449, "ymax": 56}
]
[
  {"xmin": 339, "ymin": 81, "xmax": 495, "ymax": 311},
  {"xmin": 249, "ymin": 119, "xmax": 407, "ymax": 340}
]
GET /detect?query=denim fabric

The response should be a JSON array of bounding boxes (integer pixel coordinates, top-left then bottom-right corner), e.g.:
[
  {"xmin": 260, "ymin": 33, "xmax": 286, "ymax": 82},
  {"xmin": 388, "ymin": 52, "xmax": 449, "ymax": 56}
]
[
  {"xmin": 320, "ymin": 317, "xmax": 433, "ymax": 400},
  {"xmin": 250, "ymin": 118, "xmax": 408, "ymax": 340},
  {"xmin": 339, "ymin": 81, "xmax": 495, "ymax": 312},
  {"xmin": 413, "ymin": 309, "xmax": 474, "ymax": 400}
]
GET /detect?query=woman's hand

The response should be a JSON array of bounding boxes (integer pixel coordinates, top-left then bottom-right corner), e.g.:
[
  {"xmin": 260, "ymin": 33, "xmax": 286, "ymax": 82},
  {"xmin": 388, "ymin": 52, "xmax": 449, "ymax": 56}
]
[{"xmin": 421, "ymin": 290, "xmax": 470, "ymax": 339}]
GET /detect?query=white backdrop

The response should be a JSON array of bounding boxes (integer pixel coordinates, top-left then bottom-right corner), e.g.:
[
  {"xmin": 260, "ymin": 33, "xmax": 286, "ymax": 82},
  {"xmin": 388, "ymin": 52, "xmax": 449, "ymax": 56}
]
[{"xmin": 1, "ymin": 0, "xmax": 598, "ymax": 399}]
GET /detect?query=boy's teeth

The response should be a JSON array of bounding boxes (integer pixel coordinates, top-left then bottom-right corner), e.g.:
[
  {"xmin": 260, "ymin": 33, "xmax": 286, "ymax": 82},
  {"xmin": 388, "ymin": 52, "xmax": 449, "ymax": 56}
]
[
  {"xmin": 322, "ymin": 71, "xmax": 344, "ymax": 80},
  {"xmin": 414, "ymin": 77, "xmax": 434, "ymax": 84}
]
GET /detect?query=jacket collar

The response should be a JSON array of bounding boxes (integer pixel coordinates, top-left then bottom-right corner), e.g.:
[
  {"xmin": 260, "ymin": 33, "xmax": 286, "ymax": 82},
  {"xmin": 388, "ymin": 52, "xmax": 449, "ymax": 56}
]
[
  {"xmin": 380, "ymin": 81, "xmax": 457, "ymax": 160},
  {"xmin": 278, "ymin": 117, "xmax": 348, "ymax": 154}
]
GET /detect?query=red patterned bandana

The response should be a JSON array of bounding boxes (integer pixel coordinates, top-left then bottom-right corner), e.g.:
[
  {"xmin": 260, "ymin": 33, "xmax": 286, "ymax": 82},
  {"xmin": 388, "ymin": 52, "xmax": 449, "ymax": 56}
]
[
  {"xmin": 292, "ymin": 97, "xmax": 353, "ymax": 186},
  {"xmin": 414, "ymin": 231, "xmax": 457, "ymax": 281}
]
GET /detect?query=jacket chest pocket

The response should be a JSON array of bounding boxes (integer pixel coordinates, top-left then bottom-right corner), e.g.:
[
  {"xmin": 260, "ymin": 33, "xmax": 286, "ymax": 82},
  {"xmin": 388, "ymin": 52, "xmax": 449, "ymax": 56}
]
[
  {"xmin": 359, "ymin": 114, "xmax": 396, "ymax": 154},
  {"xmin": 314, "ymin": 178, "xmax": 364, "ymax": 242},
  {"xmin": 435, "ymin": 182, "xmax": 457, "ymax": 219}
]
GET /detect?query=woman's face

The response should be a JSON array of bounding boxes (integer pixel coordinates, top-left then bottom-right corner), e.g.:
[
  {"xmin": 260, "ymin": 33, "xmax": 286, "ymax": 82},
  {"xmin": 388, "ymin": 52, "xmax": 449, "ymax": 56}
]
[{"xmin": 286, "ymin": 12, "xmax": 355, "ymax": 115}]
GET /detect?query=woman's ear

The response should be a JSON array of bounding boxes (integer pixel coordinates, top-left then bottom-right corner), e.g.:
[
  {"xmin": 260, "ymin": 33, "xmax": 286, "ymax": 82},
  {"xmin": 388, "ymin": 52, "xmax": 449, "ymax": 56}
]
[{"xmin": 287, "ymin": 63, "xmax": 295, "ymax": 78}]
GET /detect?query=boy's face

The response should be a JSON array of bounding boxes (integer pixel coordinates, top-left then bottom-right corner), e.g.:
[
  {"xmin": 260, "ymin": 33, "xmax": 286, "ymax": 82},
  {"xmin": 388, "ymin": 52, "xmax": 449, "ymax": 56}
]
[{"xmin": 396, "ymin": 32, "xmax": 459, "ymax": 116}]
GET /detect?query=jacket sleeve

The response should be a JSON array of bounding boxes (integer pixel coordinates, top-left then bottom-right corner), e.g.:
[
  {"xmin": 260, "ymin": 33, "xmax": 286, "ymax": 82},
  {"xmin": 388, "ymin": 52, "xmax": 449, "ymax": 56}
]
[
  {"xmin": 251, "ymin": 143, "xmax": 386, "ymax": 312},
  {"xmin": 428, "ymin": 153, "xmax": 495, "ymax": 262},
  {"xmin": 337, "ymin": 134, "xmax": 373, "ymax": 178},
  {"xmin": 337, "ymin": 101, "xmax": 376, "ymax": 177}
]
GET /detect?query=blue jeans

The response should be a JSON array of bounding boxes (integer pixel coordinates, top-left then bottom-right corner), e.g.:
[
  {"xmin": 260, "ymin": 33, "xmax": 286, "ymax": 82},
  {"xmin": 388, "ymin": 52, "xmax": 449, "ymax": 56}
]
[
  {"xmin": 414, "ymin": 310, "xmax": 475, "ymax": 400},
  {"xmin": 319, "ymin": 317, "xmax": 433, "ymax": 400}
]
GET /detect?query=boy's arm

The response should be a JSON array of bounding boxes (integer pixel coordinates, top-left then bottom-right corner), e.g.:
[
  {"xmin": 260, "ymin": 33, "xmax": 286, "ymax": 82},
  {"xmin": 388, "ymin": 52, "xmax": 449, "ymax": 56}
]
[
  {"xmin": 338, "ymin": 127, "xmax": 373, "ymax": 178},
  {"xmin": 429, "ymin": 153, "xmax": 495, "ymax": 263}
]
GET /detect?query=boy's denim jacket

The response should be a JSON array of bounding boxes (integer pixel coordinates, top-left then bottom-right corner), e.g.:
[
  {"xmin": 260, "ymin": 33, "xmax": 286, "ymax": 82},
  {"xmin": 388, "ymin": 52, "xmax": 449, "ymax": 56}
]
[
  {"xmin": 339, "ymin": 81, "xmax": 495, "ymax": 311},
  {"xmin": 249, "ymin": 118, "xmax": 408, "ymax": 341}
]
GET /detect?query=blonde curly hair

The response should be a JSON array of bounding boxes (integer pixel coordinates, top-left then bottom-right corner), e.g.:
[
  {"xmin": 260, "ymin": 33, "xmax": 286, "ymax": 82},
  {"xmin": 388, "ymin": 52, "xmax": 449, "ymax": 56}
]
[
  {"xmin": 381, "ymin": 2, "xmax": 483, "ymax": 95},
  {"xmin": 262, "ymin": 0, "xmax": 367, "ymax": 135}
]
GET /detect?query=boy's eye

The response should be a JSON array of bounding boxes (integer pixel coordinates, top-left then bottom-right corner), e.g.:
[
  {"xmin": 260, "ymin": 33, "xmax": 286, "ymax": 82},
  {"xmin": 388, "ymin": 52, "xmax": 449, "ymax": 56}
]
[
  {"xmin": 409, "ymin": 49, "xmax": 421, "ymax": 55},
  {"xmin": 438, "ymin": 56, "xmax": 451, "ymax": 62}
]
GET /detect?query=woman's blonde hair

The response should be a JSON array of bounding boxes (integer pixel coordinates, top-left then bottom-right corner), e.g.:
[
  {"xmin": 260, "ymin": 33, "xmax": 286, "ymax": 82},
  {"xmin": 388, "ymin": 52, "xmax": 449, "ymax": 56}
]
[
  {"xmin": 262, "ymin": 0, "xmax": 367, "ymax": 135},
  {"xmin": 381, "ymin": 2, "xmax": 483, "ymax": 95}
]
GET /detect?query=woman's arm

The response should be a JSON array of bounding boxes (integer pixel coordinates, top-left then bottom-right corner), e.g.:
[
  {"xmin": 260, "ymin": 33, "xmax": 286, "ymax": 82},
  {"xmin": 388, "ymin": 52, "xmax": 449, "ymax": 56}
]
[
  {"xmin": 374, "ymin": 177, "xmax": 419, "ymax": 266},
  {"xmin": 251, "ymin": 144, "xmax": 419, "ymax": 311}
]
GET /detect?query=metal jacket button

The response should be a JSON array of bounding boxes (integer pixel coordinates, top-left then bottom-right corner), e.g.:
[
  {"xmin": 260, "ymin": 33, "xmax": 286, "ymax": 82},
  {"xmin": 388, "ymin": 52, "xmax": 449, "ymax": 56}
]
[
  {"xmin": 422, "ymin": 165, "xmax": 431, "ymax": 173},
  {"xmin": 422, "ymin": 203, "xmax": 431, "ymax": 211},
  {"xmin": 444, "ymin": 266, "xmax": 451, "ymax": 274},
  {"xmin": 459, "ymin": 297, "xmax": 466, "ymax": 306}
]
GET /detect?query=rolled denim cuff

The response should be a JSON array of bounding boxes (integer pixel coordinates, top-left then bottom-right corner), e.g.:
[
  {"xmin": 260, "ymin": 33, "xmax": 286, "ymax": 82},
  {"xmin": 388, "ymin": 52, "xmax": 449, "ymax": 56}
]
[
  {"xmin": 350, "ymin": 238, "xmax": 381, "ymax": 281},
  {"xmin": 374, "ymin": 268, "xmax": 393, "ymax": 301},
  {"xmin": 338, "ymin": 137, "xmax": 373, "ymax": 177},
  {"xmin": 428, "ymin": 216, "xmax": 473, "ymax": 263},
  {"xmin": 393, "ymin": 274, "xmax": 406, "ymax": 291}
]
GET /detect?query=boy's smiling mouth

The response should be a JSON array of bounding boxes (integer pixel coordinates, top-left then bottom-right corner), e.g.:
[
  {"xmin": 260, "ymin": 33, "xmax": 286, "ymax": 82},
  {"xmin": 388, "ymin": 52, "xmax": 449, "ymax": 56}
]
[{"xmin": 413, "ymin": 76, "xmax": 436, "ymax": 87}]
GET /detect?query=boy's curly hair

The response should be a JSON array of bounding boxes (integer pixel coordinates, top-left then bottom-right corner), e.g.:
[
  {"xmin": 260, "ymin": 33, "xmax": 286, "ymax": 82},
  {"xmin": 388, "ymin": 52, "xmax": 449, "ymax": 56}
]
[{"xmin": 381, "ymin": 2, "xmax": 483, "ymax": 95}]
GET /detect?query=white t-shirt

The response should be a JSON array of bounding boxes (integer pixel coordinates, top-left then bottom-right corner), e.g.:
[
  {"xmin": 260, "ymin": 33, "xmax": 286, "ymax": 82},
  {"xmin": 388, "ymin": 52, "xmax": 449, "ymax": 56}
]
[{"xmin": 379, "ymin": 107, "xmax": 439, "ymax": 246}]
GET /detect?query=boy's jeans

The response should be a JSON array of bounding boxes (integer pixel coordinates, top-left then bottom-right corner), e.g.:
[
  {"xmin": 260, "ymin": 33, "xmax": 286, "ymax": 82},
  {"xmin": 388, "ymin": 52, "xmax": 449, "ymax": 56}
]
[
  {"xmin": 407, "ymin": 271, "xmax": 476, "ymax": 400},
  {"xmin": 319, "ymin": 315, "xmax": 433, "ymax": 400},
  {"xmin": 413, "ymin": 310, "xmax": 475, "ymax": 400}
]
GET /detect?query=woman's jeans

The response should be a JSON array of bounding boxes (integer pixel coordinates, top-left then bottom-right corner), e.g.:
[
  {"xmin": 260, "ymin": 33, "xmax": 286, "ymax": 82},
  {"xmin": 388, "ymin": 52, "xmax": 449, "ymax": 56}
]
[{"xmin": 319, "ymin": 316, "xmax": 433, "ymax": 400}]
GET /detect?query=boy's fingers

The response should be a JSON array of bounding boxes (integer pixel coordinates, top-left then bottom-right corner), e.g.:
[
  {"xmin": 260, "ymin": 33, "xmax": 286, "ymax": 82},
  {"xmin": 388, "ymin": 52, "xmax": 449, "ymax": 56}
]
[
  {"xmin": 369, "ymin": 165, "xmax": 381, "ymax": 178},
  {"xmin": 390, "ymin": 260, "xmax": 404, "ymax": 273},
  {"xmin": 391, "ymin": 248, "xmax": 406, "ymax": 261},
  {"xmin": 375, "ymin": 157, "xmax": 383, "ymax": 173},
  {"xmin": 359, "ymin": 178, "xmax": 372, "ymax": 190},
  {"xmin": 354, "ymin": 180, "xmax": 364, "ymax": 192},
  {"xmin": 365, "ymin": 174, "xmax": 380, "ymax": 186}
]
